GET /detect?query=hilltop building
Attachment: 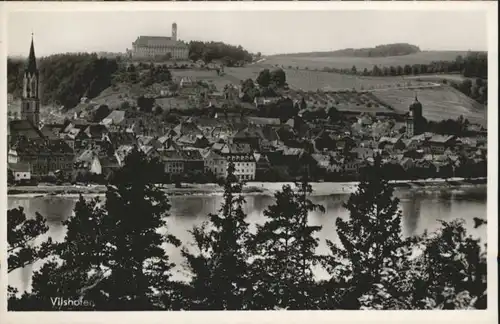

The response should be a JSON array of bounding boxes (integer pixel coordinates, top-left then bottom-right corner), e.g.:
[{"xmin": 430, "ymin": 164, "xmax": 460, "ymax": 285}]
[
  {"xmin": 129, "ymin": 22, "xmax": 189, "ymax": 60},
  {"xmin": 21, "ymin": 34, "xmax": 41, "ymax": 128},
  {"xmin": 406, "ymin": 95, "xmax": 425, "ymax": 138}
]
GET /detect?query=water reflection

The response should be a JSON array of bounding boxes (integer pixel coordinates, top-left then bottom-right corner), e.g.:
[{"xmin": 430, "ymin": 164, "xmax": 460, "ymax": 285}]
[
  {"xmin": 400, "ymin": 192, "xmax": 423, "ymax": 237},
  {"xmin": 8, "ymin": 187, "xmax": 487, "ymax": 293}
]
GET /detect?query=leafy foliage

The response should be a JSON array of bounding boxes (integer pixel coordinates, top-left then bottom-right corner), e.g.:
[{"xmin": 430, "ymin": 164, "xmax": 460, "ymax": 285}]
[
  {"xmin": 8, "ymin": 54, "xmax": 119, "ymax": 109},
  {"xmin": 92, "ymin": 104, "xmax": 111, "ymax": 122},
  {"xmin": 448, "ymin": 78, "xmax": 487, "ymax": 105},
  {"xmin": 256, "ymin": 69, "xmax": 271, "ymax": 88},
  {"xmin": 7, "ymin": 58, "xmax": 25, "ymax": 98},
  {"xmin": 7, "ymin": 207, "xmax": 55, "ymax": 273},
  {"xmin": 188, "ymin": 41, "xmax": 253, "ymax": 64}
]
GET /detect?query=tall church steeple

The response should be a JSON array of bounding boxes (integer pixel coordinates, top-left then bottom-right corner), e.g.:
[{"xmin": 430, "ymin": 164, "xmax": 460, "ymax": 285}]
[
  {"xmin": 21, "ymin": 33, "xmax": 40, "ymax": 127},
  {"xmin": 27, "ymin": 33, "xmax": 38, "ymax": 74}
]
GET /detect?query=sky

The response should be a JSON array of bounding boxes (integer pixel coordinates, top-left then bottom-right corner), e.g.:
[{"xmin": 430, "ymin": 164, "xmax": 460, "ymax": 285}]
[{"xmin": 7, "ymin": 10, "xmax": 488, "ymax": 57}]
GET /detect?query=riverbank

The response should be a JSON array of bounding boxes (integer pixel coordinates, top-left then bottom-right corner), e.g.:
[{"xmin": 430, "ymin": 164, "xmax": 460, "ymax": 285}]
[{"xmin": 7, "ymin": 177, "xmax": 487, "ymax": 198}]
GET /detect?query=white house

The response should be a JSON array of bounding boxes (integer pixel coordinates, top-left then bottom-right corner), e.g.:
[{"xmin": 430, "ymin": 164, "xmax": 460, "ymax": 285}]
[
  {"xmin": 180, "ymin": 77, "xmax": 194, "ymax": 88},
  {"xmin": 76, "ymin": 149, "xmax": 103, "ymax": 175},
  {"xmin": 203, "ymin": 149, "xmax": 227, "ymax": 179},
  {"xmin": 8, "ymin": 149, "xmax": 19, "ymax": 164},
  {"xmin": 8, "ymin": 162, "xmax": 31, "ymax": 182}
]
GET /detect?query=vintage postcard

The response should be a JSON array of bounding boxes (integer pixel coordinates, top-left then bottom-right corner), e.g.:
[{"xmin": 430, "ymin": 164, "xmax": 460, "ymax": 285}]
[{"xmin": 1, "ymin": 1, "xmax": 497, "ymax": 323}]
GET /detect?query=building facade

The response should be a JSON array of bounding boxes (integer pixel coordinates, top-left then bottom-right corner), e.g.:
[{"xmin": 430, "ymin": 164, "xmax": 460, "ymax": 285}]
[
  {"xmin": 130, "ymin": 23, "xmax": 189, "ymax": 60},
  {"xmin": 11, "ymin": 139, "xmax": 75, "ymax": 177}
]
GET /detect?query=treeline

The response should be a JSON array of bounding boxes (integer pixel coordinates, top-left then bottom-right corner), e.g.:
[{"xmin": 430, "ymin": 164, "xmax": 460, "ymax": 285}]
[
  {"xmin": 278, "ymin": 43, "xmax": 421, "ymax": 58},
  {"xmin": 312, "ymin": 52, "xmax": 488, "ymax": 80},
  {"xmin": 7, "ymin": 53, "xmax": 119, "ymax": 109},
  {"xmin": 188, "ymin": 41, "xmax": 253, "ymax": 65},
  {"xmin": 8, "ymin": 150, "xmax": 487, "ymax": 310},
  {"xmin": 7, "ymin": 59, "xmax": 25, "ymax": 98},
  {"xmin": 113, "ymin": 63, "xmax": 173, "ymax": 87},
  {"xmin": 239, "ymin": 68, "xmax": 287, "ymax": 101},
  {"xmin": 446, "ymin": 78, "xmax": 487, "ymax": 105}
]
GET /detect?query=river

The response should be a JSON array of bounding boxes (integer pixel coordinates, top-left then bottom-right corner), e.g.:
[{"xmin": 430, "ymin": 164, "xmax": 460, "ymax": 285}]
[{"xmin": 8, "ymin": 185, "xmax": 487, "ymax": 294}]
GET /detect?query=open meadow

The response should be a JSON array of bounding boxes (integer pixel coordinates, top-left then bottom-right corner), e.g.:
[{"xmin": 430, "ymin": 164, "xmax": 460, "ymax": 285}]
[
  {"xmin": 371, "ymin": 85, "xmax": 487, "ymax": 126},
  {"xmin": 170, "ymin": 69, "xmax": 242, "ymax": 91},
  {"xmin": 224, "ymin": 65, "xmax": 486, "ymax": 125},
  {"xmin": 263, "ymin": 51, "xmax": 468, "ymax": 70},
  {"xmin": 226, "ymin": 66, "xmax": 431, "ymax": 91}
]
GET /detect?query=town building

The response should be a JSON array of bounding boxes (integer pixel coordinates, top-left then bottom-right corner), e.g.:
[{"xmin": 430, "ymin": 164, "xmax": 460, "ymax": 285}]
[
  {"xmin": 182, "ymin": 149, "xmax": 205, "ymax": 174},
  {"xmin": 214, "ymin": 143, "xmax": 256, "ymax": 181},
  {"xmin": 203, "ymin": 150, "xmax": 227, "ymax": 179},
  {"xmin": 75, "ymin": 149, "xmax": 103, "ymax": 175},
  {"xmin": 428, "ymin": 135, "xmax": 457, "ymax": 155},
  {"xmin": 11, "ymin": 139, "xmax": 75, "ymax": 177},
  {"xmin": 130, "ymin": 23, "xmax": 189, "ymax": 60},
  {"xmin": 163, "ymin": 150, "xmax": 186, "ymax": 175}
]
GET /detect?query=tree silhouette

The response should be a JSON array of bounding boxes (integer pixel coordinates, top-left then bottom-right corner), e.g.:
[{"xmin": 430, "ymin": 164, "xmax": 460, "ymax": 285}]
[
  {"xmin": 181, "ymin": 163, "xmax": 253, "ymax": 310},
  {"xmin": 325, "ymin": 155, "xmax": 405, "ymax": 309},
  {"xmin": 9, "ymin": 149, "xmax": 180, "ymax": 310},
  {"xmin": 251, "ymin": 178, "xmax": 325, "ymax": 310}
]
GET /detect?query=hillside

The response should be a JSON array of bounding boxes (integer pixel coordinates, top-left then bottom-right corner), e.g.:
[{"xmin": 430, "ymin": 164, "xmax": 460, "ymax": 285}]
[
  {"xmin": 262, "ymin": 51, "xmax": 469, "ymax": 71},
  {"xmin": 277, "ymin": 43, "xmax": 421, "ymax": 58},
  {"xmin": 371, "ymin": 85, "xmax": 487, "ymax": 126},
  {"xmin": 7, "ymin": 54, "xmax": 119, "ymax": 109}
]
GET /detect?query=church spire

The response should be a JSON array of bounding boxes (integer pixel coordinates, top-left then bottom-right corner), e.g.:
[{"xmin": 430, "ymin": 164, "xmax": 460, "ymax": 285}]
[{"xmin": 26, "ymin": 33, "xmax": 37, "ymax": 74}]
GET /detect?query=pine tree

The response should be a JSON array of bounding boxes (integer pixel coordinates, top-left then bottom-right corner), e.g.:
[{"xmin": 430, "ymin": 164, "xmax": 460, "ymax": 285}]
[
  {"xmin": 181, "ymin": 163, "xmax": 252, "ymax": 310},
  {"xmin": 325, "ymin": 155, "xmax": 406, "ymax": 309},
  {"xmin": 11, "ymin": 148, "xmax": 181, "ymax": 310},
  {"xmin": 251, "ymin": 179, "xmax": 325, "ymax": 310}
]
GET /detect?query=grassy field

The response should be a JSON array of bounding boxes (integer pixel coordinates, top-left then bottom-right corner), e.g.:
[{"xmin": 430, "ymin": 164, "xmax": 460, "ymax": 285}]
[
  {"xmin": 170, "ymin": 69, "xmax": 238, "ymax": 91},
  {"xmin": 225, "ymin": 66, "xmax": 433, "ymax": 91},
  {"xmin": 371, "ymin": 85, "xmax": 487, "ymax": 126},
  {"xmin": 90, "ymin": 83, "xmax": 143, "ymax": 109},
  {"xmin": 263, "ymin": 51, "xmax": 468, "ymax": 70}
]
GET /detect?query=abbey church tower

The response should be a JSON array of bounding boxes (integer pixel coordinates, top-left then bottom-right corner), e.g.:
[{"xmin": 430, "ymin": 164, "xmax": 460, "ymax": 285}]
[
  {"xmin": 406, "ymin": 94, "xmax": 424, "ymax": 138},
  {"xmin": 21, "ymin": 34, "xmax": 40, "ymax": 127},
  {"xmin": 172, "ymin": 22, "xmax": 177, "ymax": 42}
]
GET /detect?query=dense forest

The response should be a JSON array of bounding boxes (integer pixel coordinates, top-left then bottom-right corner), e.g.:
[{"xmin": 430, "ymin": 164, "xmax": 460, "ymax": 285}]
[
  {"xmin": 8, "ymin": 53, "xmax": 119, "ymax": 109},
  {"xmin": 8, "ymin": 150, "xmax": 487, "ymax": 310},
  {"xmin": 279, "ymin": 43, "xmax": 421, "ymax": 58},
  {"xmin": 188, "ymin": 40, "xmax": 254, "ymax": 65}
]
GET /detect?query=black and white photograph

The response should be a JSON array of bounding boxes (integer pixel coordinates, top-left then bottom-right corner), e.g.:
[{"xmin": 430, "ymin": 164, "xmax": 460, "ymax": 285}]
[{"xmin": 2, "ymin": 1, "xmax": 497, "ymax": 319}]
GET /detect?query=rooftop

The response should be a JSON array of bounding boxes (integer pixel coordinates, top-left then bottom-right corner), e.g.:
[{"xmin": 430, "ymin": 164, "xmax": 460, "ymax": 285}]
[
  {"xmin": 133, "ymin": 36, "xmax": 188, "ymax": 48},
  {"xmin": 8, "ymin": 162, "xmax": 31, "ymax": 173}
]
